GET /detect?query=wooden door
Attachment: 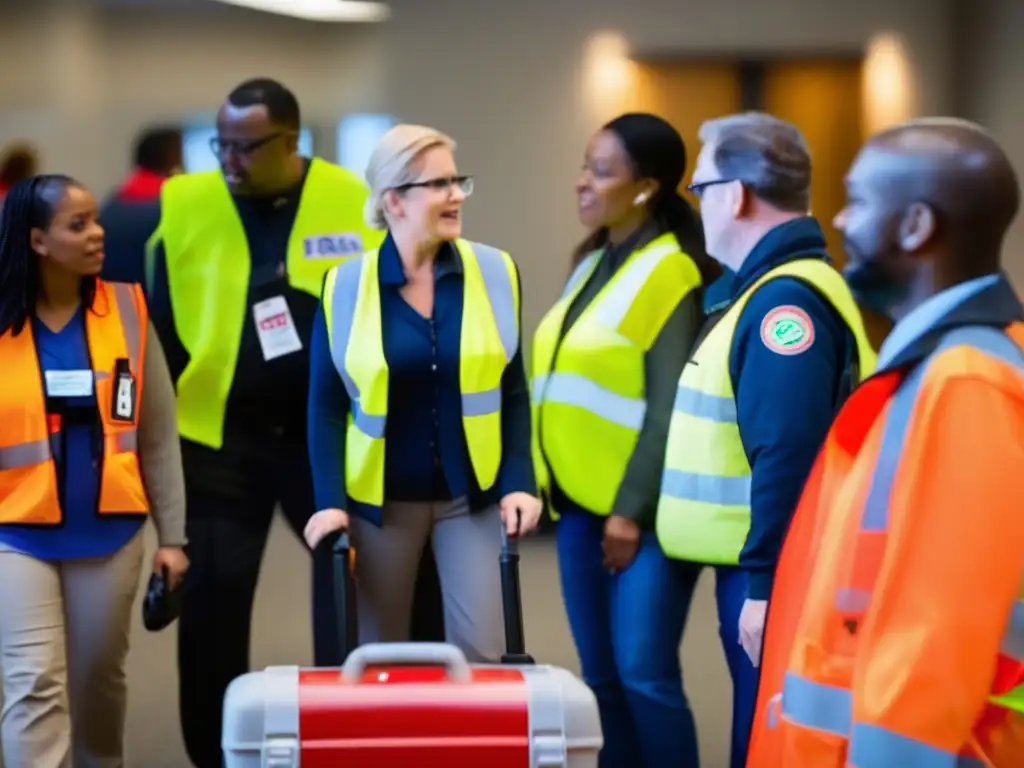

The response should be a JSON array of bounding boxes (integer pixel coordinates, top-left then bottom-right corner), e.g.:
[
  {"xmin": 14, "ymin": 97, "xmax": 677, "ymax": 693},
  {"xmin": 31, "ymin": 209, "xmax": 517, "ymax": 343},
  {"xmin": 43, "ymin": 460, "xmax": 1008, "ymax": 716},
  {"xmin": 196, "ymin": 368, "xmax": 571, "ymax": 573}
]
[
  {"xmin": 764, "ymin": 59, "xmax": 892, "ymax": 348},
  {"xmin": 624, "ymin": 61, "xmax": 743, "ymax": 202}
]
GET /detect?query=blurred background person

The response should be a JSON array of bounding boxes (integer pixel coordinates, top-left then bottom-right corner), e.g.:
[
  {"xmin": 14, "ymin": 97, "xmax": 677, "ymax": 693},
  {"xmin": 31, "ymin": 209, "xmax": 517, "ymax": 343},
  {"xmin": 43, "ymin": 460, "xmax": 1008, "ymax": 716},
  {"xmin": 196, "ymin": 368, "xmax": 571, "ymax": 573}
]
[
  {"xmin": 531, "ymin": 112, "xmax": 717, "ymax": 768},
  {"xmin": 0, "ymin": 175, "xmax": 187, "ymax": 767},
  {"xmin": 305, "ymin": 124, "xmax": 542, "ymax": 662},
  {"xmin": 101, "ymin": 126, "xmax": 183, "ymax": 284},
  {"xmin": 0, "ymin": 142, "xmax": 40, "ymax": 201},
  {"xmin": 143, "ymin": 79, "xmax": 441, "ymax": 768},
  {"xmin": 655, "ymin": 112, "xmax": 876, "ymax": 768}
]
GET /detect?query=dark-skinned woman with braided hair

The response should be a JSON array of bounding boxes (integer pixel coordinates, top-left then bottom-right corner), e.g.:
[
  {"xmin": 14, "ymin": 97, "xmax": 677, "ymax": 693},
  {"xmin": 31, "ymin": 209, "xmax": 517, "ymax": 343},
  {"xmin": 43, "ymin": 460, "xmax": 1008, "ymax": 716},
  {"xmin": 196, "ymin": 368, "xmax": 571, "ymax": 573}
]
[{"xmin": 0, "ymin": 175, "xmax": 187, "ymax": 767}]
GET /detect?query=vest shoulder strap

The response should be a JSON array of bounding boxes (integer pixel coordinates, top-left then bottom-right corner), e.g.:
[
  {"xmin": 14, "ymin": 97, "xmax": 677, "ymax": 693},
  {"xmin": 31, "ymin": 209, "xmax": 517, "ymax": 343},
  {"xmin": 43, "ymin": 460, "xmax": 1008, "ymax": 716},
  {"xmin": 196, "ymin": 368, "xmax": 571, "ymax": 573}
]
[
  {"xmin": 305, "ymin": 157, "xmax": 365, "ymax": 190},
  {"xmin": 160, "ymin": 171, "xmax": 222, "ymax": 210},
  {"xmin": 934, "ymin": 324, "xmax": 1024, "ymax": 370}
]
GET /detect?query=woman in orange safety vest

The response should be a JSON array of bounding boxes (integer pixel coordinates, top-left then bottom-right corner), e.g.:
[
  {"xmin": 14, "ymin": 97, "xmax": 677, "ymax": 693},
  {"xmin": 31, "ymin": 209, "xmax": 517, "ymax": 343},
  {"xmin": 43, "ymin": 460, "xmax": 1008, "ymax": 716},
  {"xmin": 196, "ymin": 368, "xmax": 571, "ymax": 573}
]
[
  {"xmin": 747, "ymin": 120, "xmax": 1024, "ymax": 767},
  {"xmin": 0, "ymin": 175, "xmax": 188, "ymax": 766}
]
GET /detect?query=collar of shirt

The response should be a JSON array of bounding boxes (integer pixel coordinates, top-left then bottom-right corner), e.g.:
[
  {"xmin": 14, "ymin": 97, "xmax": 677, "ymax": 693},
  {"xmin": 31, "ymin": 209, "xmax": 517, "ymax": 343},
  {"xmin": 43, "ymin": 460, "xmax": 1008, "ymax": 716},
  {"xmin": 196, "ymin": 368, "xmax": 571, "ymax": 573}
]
[
  {"xmin": 603, "ymin": 219, "xmax": 660, "ymax": 270},
  {"xmin": 876, "ymin": 273, "xmax": 1018, "ymax": 369},
  {"xmin": 728, "ymin": 216, "xmax": 831, "ymax": 302},
  {"xmin": 378, "ymin": 231, "xmax": 463, "ymax": 286}
]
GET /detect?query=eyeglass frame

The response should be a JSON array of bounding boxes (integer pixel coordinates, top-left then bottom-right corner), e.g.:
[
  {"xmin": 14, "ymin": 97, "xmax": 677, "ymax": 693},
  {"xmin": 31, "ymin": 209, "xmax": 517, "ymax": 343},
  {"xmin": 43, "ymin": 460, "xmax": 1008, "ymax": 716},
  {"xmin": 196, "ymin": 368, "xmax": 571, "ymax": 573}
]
[
  {"xmin": 392, "ymin": 175, "xmax": 475, "ymax": 196},
  {"xmin": 209, "ymin": 131, "xmax": 291, "ymax": 159},
  {"xmin": 687, "ymin": 178, "xmax": 740, "ymax": 199}
]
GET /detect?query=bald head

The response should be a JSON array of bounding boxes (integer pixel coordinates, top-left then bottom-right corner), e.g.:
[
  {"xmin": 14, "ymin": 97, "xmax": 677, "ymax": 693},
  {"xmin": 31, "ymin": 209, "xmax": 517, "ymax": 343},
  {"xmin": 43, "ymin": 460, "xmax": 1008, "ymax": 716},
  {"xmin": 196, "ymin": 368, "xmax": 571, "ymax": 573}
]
[
  {"xmin": 836, "ymin": 118, "xmax": 1019, "ymax": 319},
  {"xmin": 866, "ymin": 118, "xmax": 1019, "ymax": 252}
]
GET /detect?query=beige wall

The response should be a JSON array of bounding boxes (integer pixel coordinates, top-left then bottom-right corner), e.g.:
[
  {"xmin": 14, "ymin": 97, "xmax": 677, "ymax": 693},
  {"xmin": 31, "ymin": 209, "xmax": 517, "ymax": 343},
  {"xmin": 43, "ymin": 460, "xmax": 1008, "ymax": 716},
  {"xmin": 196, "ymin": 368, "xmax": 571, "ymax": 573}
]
[
  {"xmin": 380, "ymin": 0, "xmax": 956, "ymax": 329},
  {"xmin": 10, "ymin": 0, "xmax": 1020, "ymax": 329},
  {"xmin": 0, "ymin": 3, "xmax": 385, "ymax": 190},
  {"xmin": 959, "ymin": 0, "xmax": 1024, "ymax": 287}
]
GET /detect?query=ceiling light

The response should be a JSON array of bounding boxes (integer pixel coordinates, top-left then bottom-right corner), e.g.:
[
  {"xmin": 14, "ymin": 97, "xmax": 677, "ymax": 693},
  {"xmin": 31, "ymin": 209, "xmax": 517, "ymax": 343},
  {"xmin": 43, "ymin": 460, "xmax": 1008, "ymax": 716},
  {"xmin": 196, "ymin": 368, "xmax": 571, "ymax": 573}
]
[{"xmin": 209, "ymin": 0, "xmax": 390, "ymax": 23}]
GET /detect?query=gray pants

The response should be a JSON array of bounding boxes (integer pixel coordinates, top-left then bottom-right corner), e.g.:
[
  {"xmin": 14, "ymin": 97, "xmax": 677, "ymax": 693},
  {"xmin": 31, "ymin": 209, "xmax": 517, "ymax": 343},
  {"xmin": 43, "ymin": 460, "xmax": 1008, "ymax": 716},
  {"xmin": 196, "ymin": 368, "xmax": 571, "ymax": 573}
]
[
  {"xmin": 0, "ymin": 531, "xmax": 144, "ymax": 768},
  {"xmin": 349, "ymin": 498, "xmax": 505, "ymax": 663}
]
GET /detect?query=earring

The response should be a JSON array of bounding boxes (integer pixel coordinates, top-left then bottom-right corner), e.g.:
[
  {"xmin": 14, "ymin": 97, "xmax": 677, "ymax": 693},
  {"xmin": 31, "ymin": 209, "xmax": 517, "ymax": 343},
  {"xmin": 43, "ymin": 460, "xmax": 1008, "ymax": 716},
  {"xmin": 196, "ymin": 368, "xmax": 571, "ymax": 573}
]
[{"xmin": 633, "ymin": 192, "xmax": 649, "ymax": 206}]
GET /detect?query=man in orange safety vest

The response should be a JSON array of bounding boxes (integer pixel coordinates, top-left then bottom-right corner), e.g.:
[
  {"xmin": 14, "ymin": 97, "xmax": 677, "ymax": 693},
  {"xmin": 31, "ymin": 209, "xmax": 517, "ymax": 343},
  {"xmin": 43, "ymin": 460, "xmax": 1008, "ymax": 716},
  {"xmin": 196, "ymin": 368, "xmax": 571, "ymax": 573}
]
[{"xmin": 746, "ymin": 117, "xmax": 1024, "ymax": 767}]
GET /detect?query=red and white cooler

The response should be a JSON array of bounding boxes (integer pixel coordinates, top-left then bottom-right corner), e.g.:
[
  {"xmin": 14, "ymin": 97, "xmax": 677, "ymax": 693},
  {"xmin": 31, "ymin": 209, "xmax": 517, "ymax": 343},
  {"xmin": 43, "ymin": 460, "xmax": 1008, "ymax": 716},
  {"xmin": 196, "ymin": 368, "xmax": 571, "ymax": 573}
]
[
  {"xmin": 221, "ymin": 642, "xmax": 602, "ymax": 767},
  {"xmin": 222, "ymin": 524, "xmax": 602, "ymax": 766}
]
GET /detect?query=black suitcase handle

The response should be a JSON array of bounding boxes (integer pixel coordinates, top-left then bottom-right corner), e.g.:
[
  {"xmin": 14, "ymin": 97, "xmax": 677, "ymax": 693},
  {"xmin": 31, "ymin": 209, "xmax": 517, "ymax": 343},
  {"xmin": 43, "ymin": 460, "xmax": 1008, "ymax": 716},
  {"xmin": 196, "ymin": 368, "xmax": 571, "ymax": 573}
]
[
  {"xmin": 331, "ymin": 531, "xmax": 359, "ymax": 663},
  {"xmin": 500, "ymin": 512, "xmax": 535, "ymax": 665},
  {"xmin": 329, "ymin": 515, "xmax": 535, "ymax": 666}
]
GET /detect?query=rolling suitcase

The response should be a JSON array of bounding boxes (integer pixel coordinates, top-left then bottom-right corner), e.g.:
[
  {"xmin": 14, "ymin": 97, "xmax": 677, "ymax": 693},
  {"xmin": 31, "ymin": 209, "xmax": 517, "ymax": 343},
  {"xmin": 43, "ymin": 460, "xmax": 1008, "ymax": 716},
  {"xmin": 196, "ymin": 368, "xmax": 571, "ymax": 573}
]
[{"xmin": 222, "ymin": 522, "xmax": 603, "ymax": 767}]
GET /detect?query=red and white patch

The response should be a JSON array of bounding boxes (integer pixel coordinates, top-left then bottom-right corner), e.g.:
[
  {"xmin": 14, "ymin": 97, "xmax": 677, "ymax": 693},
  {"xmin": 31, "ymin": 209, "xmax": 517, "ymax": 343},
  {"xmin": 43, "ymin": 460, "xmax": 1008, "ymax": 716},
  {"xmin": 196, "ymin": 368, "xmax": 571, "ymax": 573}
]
[{"xmin": 759, "ymin": 305, "xmax": 816, "ymax": 356}]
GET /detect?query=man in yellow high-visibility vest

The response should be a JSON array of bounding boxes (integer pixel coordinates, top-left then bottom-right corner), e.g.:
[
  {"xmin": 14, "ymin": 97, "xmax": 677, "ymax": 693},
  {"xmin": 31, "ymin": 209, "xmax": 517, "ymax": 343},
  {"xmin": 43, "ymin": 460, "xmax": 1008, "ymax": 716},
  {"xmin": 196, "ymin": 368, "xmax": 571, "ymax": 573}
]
[{"xmin": 145, "ymin": 78, "xmax": 443, "ymax": 768}]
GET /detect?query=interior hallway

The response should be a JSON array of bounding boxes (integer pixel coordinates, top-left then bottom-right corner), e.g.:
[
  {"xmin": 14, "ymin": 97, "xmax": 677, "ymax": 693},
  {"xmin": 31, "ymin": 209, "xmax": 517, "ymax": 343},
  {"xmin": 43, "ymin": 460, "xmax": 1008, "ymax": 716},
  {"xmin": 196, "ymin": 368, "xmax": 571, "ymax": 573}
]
[{"xmin": 115, "ymin": 516, "xmax": 734, "ymax": 766}]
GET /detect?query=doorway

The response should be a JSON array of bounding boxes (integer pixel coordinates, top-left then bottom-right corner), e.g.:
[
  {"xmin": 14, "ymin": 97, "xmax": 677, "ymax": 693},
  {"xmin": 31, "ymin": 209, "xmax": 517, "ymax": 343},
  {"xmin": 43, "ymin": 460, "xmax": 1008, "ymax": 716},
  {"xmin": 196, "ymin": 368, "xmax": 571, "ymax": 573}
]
[{"xmin": 627, "ymin": 55, "xmax": 892, "ymax": 348}]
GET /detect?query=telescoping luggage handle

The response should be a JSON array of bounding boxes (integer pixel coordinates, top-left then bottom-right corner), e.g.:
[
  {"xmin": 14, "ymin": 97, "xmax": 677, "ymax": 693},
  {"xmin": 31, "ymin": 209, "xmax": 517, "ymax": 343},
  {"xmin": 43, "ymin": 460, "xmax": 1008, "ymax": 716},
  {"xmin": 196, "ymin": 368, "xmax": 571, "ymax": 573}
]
[
  {"xmin": 331, "ymin": 531, "xmax": 360, "ymax": 663},
  {"xmin": 500, "ymin": 512, "xmax": 535, "ymax": 665},
  {"xmin": 330, "ymin": 514, "xmax": 535, "ymax": 667}
]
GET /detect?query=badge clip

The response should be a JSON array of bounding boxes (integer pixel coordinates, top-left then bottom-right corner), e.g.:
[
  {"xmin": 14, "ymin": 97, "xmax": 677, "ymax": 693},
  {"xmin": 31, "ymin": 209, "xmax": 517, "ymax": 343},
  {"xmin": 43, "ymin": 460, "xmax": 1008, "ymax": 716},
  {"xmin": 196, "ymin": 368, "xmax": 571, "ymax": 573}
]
[{"xmin": 111, "ymin": 358, "xmax": 136, "ymax": 423}]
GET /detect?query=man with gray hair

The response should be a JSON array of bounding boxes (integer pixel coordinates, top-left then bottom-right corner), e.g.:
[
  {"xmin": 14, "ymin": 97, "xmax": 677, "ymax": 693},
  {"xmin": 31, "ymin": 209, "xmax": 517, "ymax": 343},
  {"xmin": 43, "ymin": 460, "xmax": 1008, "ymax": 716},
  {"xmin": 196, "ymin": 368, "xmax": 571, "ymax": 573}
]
[{"xmin": 654, "ymin": 112, "xmax": 876, "ymax": 767}]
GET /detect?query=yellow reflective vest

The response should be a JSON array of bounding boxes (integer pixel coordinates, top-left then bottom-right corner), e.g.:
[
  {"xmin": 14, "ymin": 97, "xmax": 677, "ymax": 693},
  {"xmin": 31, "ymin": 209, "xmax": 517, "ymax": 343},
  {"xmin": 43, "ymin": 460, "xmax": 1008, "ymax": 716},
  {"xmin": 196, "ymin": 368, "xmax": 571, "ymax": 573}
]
[
  {"xmin": 532, "ymin": 232, "xmax": 703, "ymax": 517},
  {"xmin": 148, "ymin": 158, "xmax": 382, "ymax": 449},
  {"xmin": 656, "ymin": 258, "xmax": 877, "ymax": 564},
  {"xmin": 322, "ymin": 240, "xmax": 520, "ymax": 508}
]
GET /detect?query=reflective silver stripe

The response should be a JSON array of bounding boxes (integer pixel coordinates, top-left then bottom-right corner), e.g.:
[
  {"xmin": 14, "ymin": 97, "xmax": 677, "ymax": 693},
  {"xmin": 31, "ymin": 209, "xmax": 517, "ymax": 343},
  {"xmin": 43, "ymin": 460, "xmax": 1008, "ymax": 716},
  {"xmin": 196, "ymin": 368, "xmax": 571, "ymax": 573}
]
[
  {"xmin": 673, "ymin": 385, "xmax": 737, "ymax": 423},
  {"xmin": 533, "ymin": 372, "xmax": 645, "ymax": 430},
  {"xmin": 112, "ymin": 282, "xmax": 143, "ymax": 372},
  {"xmin": 328, "ymin": 257, "xmax": 387, "ymax": 440},
  {"xmin": 660, "ymin": 468, "xmax": 751, "ymax": 507},
  {"xmin": 462, "ymin": 388, "xmax": 500, "ymax": 417},
  {"xmin": 562, "ymin": 253, "xmax": 599, "ymax": 299},
  {"xmin": 781, "ymin": 672, "xmax": 851, "ymax": 737},
  {"xmin": 115, "ymin": 430, "xmax": 138, "ymax": 453},
  {"xmin": 0, "ymin": 439, "xmax": 51, "ymax": 470},
  {"xmin": 470, "ymin": 242, "xmax": 519, "ymax": 362},
  {"xmin": 1002, "ymin": 601, "xmax": 1024, "ymax": 662},
  {"xmin": 835, "ymin": 587, "xmax": 872, "ymax": 614},
  {"xmin": 589, "ymin": 242, "xmax": 677, "ymax": 328},
  {"xmin": 849, "ymin": 722, "xmax": 986, "ymax": 767}
]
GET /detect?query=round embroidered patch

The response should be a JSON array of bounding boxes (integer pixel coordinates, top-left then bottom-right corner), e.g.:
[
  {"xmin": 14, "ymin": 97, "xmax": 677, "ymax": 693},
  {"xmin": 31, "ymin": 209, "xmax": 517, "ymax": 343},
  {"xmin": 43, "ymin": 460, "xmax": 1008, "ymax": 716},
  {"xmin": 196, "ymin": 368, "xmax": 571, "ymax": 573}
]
[{"xmin": 760, "ymin": 305, "xmax": 815, "ymax": 355}]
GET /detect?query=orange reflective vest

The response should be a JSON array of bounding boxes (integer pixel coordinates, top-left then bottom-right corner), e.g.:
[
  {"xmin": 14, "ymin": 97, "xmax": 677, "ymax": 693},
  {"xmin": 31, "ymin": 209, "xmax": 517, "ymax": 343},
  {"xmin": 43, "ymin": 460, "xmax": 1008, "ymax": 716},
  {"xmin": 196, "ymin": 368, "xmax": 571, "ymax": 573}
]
[
  {"xmin": 0, "ymin": 280, "xmax": 149, "ymax": 525},
  {"xmin": 748, "ymin": 279, "xmax": 1024, "ymax": 768}
]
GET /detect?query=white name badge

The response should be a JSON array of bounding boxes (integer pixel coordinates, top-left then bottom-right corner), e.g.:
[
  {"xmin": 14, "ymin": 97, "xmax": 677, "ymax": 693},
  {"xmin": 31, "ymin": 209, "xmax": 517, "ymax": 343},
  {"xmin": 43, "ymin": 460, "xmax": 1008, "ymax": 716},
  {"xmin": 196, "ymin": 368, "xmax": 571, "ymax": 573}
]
[
  {"xmin": 44, "ymin": 370, "xmax": 94, "ymax": 398},
  {"xmin": 253, "ymin": 296, "xmax": 303, "ymax": 361}
]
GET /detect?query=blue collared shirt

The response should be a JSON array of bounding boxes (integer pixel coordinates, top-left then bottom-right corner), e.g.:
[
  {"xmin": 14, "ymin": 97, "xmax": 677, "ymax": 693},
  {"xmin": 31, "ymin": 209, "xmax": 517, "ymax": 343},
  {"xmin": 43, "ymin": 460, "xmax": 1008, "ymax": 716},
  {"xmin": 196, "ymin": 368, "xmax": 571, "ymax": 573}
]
[
  {"xmin": 877, "ymin": 274, "xmax": 1001, "ymax": 368},
  {"xmin": 308, "ymin": 233, "xmax": 535, "ymax": 524}
]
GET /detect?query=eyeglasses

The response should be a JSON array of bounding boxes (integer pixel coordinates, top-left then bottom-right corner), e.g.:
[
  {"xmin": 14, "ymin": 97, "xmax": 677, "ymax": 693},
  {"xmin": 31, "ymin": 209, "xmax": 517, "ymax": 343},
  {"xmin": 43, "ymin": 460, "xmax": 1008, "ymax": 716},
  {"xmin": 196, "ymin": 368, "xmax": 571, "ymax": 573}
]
[
  {"xmin": 209, "ymin": 132, "xmax": 286, "ymax": 159},
  {"xmin": 687, "ymin": 178, "xmax": 738, "ymax": 199},
  {"xmin": 394, "ymin": 176, "xmax": 474, "ymax": 196}
]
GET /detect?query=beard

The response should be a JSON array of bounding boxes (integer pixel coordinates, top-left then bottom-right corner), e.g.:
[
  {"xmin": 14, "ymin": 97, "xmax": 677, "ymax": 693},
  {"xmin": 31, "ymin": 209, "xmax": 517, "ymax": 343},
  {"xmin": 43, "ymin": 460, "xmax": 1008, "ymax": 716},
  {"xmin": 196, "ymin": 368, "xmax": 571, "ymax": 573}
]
[{"xmin": 844, "ymin": 257, "xmax": 910, "ymax": 320}]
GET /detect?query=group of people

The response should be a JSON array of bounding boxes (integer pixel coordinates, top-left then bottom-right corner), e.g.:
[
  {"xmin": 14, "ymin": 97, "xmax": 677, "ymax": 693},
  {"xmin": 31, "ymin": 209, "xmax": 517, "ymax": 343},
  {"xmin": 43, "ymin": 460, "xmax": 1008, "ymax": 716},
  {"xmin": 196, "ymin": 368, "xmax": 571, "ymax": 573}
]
[{"xmin": 0, "ymin": 73, "xmax": 1019, "ymax": 768}]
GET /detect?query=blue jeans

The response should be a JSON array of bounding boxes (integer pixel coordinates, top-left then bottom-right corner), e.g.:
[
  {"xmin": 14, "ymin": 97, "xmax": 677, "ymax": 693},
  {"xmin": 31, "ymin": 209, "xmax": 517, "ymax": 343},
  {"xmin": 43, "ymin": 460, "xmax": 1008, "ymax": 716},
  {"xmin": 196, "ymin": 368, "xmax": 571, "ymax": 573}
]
[
  {"xmin": 709, "ymin": 566, "xmax": 759, "ymax": 768},
  {"xmin": 557, "ymin": 510, "xmax": 702, "ymax": 768}
]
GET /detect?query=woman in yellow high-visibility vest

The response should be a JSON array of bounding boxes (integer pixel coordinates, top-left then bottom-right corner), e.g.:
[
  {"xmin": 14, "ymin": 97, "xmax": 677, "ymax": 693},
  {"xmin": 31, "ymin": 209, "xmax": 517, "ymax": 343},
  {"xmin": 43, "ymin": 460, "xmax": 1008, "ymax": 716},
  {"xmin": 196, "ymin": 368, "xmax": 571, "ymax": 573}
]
[
  {"xmin": 532, "ymin": 113, "xmax": 719, "ymax": 767},
  {"xmin": 305, "ymin": 124, "xmax": 542, "ymax": 662}
]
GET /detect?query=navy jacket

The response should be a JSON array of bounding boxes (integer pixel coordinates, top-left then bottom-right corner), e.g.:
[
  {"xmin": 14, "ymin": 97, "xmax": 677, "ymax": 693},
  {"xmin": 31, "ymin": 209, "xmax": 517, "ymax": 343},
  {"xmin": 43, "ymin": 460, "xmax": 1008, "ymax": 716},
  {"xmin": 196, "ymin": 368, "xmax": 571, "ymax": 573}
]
[
  {"xmin": 721, "ymin": 217, "xmax": 855, "ymax": 600},
  {"xmin": 307, "ymin": 233, "xmax": 536, "ymax": 525}
]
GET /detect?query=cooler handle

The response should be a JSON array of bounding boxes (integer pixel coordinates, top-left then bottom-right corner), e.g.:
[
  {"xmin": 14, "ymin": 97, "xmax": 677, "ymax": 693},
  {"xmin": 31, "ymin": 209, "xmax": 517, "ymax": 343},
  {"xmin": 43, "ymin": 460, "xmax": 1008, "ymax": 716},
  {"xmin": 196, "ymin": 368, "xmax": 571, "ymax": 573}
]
[{"xmin": 341, "ymin": 642, "xmax": 472, "ymax": 683}]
